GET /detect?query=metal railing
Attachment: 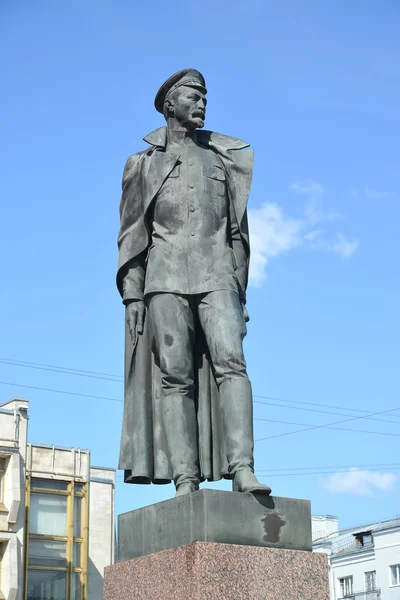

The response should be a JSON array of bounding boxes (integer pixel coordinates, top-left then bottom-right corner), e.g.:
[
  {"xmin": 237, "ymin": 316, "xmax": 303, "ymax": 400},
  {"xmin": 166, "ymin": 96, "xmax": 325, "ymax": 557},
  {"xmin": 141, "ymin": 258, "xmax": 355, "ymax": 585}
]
[
  {"xmin": 333, "ymin": 535, "xmax": 374, "ymax": 555},
  {"xmin": 339, "ymin": 590, "xmax": 380, "ymax": 600},
  {"xmin": 333, "ymin": 536, "xmax": 358, "ymax": 554}
]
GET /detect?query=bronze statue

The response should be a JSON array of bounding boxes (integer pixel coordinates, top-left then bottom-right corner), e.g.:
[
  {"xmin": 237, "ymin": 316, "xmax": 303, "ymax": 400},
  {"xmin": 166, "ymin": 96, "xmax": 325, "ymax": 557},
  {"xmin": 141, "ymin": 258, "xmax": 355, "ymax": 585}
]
[{"xmin": 117, "ymin": 69, "xmax": 271, "ymax": 497}]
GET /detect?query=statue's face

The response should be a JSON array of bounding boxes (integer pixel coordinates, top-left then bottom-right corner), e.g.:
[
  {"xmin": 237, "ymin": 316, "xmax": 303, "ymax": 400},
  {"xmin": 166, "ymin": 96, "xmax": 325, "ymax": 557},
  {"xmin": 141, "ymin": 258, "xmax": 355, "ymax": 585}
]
[{"xmin": 170, "ymin": 86, "xmax": 207, "ymax": 130}]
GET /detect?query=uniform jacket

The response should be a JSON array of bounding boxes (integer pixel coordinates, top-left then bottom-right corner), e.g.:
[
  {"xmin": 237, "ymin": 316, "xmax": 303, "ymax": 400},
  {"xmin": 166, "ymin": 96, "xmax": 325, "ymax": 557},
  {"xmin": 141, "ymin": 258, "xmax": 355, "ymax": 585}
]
[
  {"xmin": 117, "ymin": 126, "xmax": 255, "ymax": 483},
  {"xmin": 117, "ymin": 126, "xmax": 253, "ymax": 303}
]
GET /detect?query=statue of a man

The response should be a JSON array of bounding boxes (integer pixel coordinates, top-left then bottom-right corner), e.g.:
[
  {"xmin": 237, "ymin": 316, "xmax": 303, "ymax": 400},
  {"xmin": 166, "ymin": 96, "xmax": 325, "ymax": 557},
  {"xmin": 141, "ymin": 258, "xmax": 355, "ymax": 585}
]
[{"xmin": 117, "ymin": 68, "xmax": 271, "ymax": 497}]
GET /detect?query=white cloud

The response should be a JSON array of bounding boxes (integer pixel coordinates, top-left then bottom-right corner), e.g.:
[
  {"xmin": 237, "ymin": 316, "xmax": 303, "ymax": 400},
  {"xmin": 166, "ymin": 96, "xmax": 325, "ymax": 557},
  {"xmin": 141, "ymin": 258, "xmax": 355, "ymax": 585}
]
[
  {"xmin": 290, "ymin": 179, "xmax": 339, "ymax": 224},
  {"xmin": 349, "ymin": 186, "xmax": 390, "ymax": 201},
  {"xmin": 331, "ymin": 233, "xmax": 359, "ymax": 258},
  {"xmin": 308, "ymin": 233, "xmax": 360, "ymax": 258},
  {"xmin": 290, "ymin": 179, "xmax": 325, "ymax": 197},
  {"xmin": 248, "ymin": 203, "xmax": 303, "ymax": 287},
  {"xmin": 322, "ymin": 468, "xmax": 398, "ymax": 497},
  {"xmin": 248, "ymin": 179, "xmax": 359, "ymax": 286},
  {"xmin": 364, "ymin": 187, "xmax": 390, "ymax": 201},
  {"xmin": 348, "ymin": 187, "xmax": 360, "ymax": 199},
  {"xmin": 304, "ymin": 229, "xmax": 321, "ymax": 241}
]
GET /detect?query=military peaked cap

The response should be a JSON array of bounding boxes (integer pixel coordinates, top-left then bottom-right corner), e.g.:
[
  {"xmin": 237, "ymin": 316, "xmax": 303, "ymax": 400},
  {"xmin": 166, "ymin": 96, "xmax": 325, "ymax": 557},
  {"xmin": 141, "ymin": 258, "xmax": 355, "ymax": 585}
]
[{"xmin": 154, "ymin": 68, "xmax": 207, "ymax": 113}]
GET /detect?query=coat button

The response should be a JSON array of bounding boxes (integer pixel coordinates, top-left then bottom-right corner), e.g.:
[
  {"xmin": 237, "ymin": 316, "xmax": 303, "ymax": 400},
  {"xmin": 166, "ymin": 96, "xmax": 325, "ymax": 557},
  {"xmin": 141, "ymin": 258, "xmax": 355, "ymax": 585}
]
[
  {"xmin": 189, "ymin": 183, "xmax": 195, "ymax": 189},
  {"xmin": 189, "ymin": 205, "xmax": 195, "ymax": 212},
  {"xmin": 191, "ymin": 232, "xmax": 195, "ymax": 236}
]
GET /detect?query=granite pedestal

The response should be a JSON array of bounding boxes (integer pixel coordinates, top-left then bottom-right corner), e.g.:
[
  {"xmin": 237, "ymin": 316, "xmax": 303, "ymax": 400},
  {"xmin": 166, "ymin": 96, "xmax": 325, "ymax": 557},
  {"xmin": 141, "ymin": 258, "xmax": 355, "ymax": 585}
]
[
  {"xmin": 104, "ymin": 490, "xmax": 329, "ymax": 599},
  {"xmin": 104, "ymin": 541, "xmax": 329, "ymax": 600}
]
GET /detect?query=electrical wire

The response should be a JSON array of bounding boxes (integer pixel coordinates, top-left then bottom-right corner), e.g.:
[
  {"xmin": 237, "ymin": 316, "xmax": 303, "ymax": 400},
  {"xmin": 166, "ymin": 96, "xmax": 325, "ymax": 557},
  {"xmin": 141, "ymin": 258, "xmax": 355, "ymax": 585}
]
[
  {"xmin": 254, "ymin": 417, "xmax": 400, "ymax": 437},
  {"xmin": 115, "ymin": 465, "xmax": 400, "ymax": 480},
  {"xmin": 257, "ymin": 467, "xmax": 400, "ymax": 478},
  {"xmin": 0, "ymin": 380, "xmax": 122, "ymax": 403},
  {"xmin": 115, "ymin": 462, "xmax": 400, "ymax": 475},
  {"xmin": 254, "ymin": 399, "xmax": 400, "ymax": 425},
  {"xmin": 0, "ymin": 358, "xmax": 122, "ymax": 382},
  {"xmin": 256, "ymin": 462, "xmax": 400, "ymax": 473},
  {"xmin": 256, "ymin": 404, "xmax": 400, "ymax": 442},
  {"xmin": 2, "ymin": 357, "xmax": 400, "ymax": 424},
  {"xmin": 254, "ymin": 394, "xmax": 400, "ymax": 420},
  {"xmin": 1, "ymin": 380, "xmax": 399, "ymax": 440}
]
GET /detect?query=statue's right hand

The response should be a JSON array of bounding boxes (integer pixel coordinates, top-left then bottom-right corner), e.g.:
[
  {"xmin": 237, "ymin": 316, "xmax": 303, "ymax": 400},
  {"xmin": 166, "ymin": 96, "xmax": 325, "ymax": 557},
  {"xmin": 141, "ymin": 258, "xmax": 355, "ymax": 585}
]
[{"xmin": 126, "ymin": 300, "xmax": 145, "ymax": 347}]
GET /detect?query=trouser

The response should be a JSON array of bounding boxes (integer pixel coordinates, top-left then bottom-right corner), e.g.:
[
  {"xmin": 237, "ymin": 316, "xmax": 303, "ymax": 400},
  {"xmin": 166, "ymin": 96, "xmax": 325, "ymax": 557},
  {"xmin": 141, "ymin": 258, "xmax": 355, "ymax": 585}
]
[{"xmin": 147, "ymin": 290, "xmax": 255, "ymax": 488}]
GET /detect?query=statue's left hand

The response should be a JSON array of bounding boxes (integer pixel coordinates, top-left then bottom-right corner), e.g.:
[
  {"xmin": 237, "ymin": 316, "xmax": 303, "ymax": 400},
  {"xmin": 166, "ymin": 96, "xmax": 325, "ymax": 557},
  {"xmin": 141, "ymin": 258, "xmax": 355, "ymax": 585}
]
[{"xmin": 242, "ymin": 303, "xmax": 250, "ymax": 323}]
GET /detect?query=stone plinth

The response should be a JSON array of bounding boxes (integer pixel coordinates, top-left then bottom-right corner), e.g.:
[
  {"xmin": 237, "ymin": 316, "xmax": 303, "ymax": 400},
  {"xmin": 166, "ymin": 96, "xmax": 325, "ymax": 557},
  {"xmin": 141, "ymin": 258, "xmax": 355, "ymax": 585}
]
[
  {"xmin": 104, "ymin": 541, "xmax": 329, "ymax": 600},
  {"xmin": 118, "ymin": 490, "xmax": 311, "ymax": 562}
]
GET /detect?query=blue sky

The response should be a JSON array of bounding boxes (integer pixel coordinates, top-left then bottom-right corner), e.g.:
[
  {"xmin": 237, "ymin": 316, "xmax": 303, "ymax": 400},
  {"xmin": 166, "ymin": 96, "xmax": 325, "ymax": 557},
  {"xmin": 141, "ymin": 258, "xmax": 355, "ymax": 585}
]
[{"xmin": 1, "ymin": 1, "xmax": 399, "ymax": 529}]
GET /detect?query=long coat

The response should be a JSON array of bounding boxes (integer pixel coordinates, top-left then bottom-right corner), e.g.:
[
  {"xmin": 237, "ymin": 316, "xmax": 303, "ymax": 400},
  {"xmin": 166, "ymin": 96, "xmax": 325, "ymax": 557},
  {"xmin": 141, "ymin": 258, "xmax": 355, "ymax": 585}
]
[{"xmin": 118, "ymin": 126, "xmax": 254, "ymax": 484}]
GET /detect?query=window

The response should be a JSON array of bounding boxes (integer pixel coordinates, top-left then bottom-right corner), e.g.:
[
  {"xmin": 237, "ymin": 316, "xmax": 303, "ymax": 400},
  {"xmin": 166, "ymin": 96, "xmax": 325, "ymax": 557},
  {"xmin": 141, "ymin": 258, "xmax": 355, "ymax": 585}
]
[
  {"xmin": 339, "ymin": 576, "xmax": 353, "ymax": 597},
  {"xmin": 365, "ymin": 570, "xmax": 376, "ymax": 591},
  {"xmin": 27, "ymin": 570, "xmax": 67, "ymax": 600},
  {"xmin": 25, "ymin": 479, "xmax": 87, "ymax": 600},
  {"xmin": 0, "ymin": 542, "xmax": 5, "ymax": 600},
  {"xmin": 354, "ymin": 531, "xmax": 373, "ymax": 548},
  {"xmin": 390, "ymin": 564, "xmax": 400, "ymax": 586},
  {"xmin": 0, "ymin": 458, "xmax": 6, "ymax": 507},
  {"xmin": 30, "ymin": 493, "xmax": 68, "ymax": 536}
]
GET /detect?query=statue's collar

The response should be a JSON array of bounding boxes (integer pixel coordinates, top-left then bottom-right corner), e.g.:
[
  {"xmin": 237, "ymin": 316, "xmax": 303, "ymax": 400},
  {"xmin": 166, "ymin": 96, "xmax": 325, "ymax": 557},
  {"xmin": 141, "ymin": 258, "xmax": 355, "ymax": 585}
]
[{"xmin": 143, "ymin": 126, "xmax": 250, "ymax": 151}]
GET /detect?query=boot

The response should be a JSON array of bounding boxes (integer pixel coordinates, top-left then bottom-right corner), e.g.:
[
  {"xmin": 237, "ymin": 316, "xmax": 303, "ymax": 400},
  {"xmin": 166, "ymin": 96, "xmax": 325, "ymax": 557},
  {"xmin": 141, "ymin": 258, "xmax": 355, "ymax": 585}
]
[
  {"xmin": 233, "ymin": 470, "xmax": 271, "ymax": 494},
  {"xmin": 176, "ymin": 482, "xmax": 199, "ymax": 497},
  {"xmin": 162, "ymin": 393, "xmax": 200, "ymax": 497},
  {"xmin": 219, "ymin": 378, "xmax": 272, "ymax": 496}
]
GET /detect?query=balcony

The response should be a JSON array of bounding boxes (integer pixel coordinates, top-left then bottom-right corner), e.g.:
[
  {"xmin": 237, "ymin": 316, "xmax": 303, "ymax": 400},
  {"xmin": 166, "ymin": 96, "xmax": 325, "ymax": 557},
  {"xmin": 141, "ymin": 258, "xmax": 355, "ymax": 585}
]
[
  {"xmin": 339, "ymin": 590, "xmax": 381, "ymax": 600},
  {"xmin": 333, "ymin": 532, "xmax": 374, "ymax": 556}
]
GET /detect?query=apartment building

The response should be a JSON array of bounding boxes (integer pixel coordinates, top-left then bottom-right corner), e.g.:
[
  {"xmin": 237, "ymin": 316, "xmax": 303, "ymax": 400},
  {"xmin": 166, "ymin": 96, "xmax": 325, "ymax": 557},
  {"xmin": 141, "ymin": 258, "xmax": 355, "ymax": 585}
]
[
  {"xmin": 0, "ymin": 397, "xmax": 115, "ymax": 600},
  {"xmin": 313, "ymin": 515, "xmax": 400, "ymax": 600}
]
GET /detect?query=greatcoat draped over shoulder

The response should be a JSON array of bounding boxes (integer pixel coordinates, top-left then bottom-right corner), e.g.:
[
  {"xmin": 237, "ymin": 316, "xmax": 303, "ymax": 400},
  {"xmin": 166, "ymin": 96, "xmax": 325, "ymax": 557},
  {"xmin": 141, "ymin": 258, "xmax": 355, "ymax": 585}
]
[{"xmin": 117, "ymin": 126, "xmax": 254, "ymax": 484}]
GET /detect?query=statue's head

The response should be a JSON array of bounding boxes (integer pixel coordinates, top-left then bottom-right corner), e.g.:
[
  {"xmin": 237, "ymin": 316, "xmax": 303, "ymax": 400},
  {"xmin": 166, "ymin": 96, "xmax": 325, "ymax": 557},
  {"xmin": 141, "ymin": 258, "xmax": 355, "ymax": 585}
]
[{"xmin": 155, "ymin": 69, "xmax": 207, "ymax": 131}]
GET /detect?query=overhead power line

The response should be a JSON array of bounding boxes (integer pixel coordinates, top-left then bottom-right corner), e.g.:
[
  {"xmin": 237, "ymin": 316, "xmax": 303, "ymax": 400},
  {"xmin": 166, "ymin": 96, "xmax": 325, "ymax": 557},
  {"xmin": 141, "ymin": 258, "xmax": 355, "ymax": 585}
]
[
  {"xmin": 1, "ymin": 380, "xmax": 399, "ymax": 441},
  {"xmin": 0, "ymin": 358, "xmax": 123, "ymax": 383},
  {"xmin": 0, "ymin": 381, "xmax": 122, "ymax": 403},
  {"xmin": 2, "ymin": 356, "xmax": 400, "ymax": 423},
  {"xmin": 254, "ymin": 394, "xmax": 400, "ymax": 420},
  {"xmin": 0, "ymin": 357, "xmax": 122, "ymax": 379},
  {"xmin": 256, "ymin": 462, "xmax": 400, "ymax": 473},
  {"xmin": 115, "ymin": 464, "xmax": 400, "ymax": 480},
  {"xmin": 256, "ymin": 403, "xmax": 400, "ymax": 443},
  {"xmin": 257, "ymin": 467, "xmax": 400, "ymax": 478},
  {"xmin": 114, "ymin": 462, "xmax": 400, "ymax": 476},
  {"xmin": 254, "ymin": 399, "xmax": 400, "ymax": 425},
  {"xmin": 255, "ymin": 417, "xmax": 400, "ymax": 437}
]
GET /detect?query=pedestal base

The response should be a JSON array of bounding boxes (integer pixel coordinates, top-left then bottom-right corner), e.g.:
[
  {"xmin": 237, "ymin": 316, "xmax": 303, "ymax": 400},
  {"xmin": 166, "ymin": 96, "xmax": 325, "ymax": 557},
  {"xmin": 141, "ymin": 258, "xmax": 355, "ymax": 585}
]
[
  {"xmin": 104, "ymin": 541, "xmax": 329, "ymax": 600},
  {"xmin": 118, "ymin": 490, "xmax": 311, "ymax": 561}
]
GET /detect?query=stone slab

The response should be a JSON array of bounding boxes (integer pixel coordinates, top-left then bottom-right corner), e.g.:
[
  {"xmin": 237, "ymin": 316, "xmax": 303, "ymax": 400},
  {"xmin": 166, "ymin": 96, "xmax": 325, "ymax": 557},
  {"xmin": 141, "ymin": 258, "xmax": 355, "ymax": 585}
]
[
  {"xmin": 104, "ymin": 541, "xmax": 329, "ymax": 600},
  {"xmin": 118, "ymin": 489, "xmax": 311, "ymax": 562}
]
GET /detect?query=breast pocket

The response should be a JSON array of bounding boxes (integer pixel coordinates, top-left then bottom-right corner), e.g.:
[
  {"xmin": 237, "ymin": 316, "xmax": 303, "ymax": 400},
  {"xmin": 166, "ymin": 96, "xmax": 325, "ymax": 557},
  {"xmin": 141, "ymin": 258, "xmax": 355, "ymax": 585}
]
[{"xmin": 204, "ymin": 163, "xmax": 226, "ymax": 196}]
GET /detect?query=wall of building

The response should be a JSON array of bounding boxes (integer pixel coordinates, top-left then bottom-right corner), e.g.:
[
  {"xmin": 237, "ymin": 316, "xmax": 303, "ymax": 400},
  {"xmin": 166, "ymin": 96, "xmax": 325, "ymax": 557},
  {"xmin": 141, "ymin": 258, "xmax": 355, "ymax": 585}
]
[
  {"xmin": 26, "ymin": 444, "xmax": 115, "ymax": 600},
  {"xmin": 0, "ymin": 397, "xmax": 115, "ymax": 600},
  {"xmin": 88, "ymin": 468, "xmax": 115, "ymax": 600},
  {"xmin": 28, "ymin": 443, "xmax": 90, "ymax": 481},
  {"xmin": 331, "ymin": 549, "xmax": 376, "ymax": 598},
  {"xmin": 0, "ymin": 398, "xmax": 29, "ymax": 600},
  {"xmin": 373, "ymin": 527, "xmax": 400, "ymax": 600},
  {"xmin": 312, "ymin": 515, "xmax": 339, "ymax": 542},
  {"xmin": 319, "ymin": 524, "xmax": 400, "ymax": 600},
  {"xmin": 26, "ymin": 443, "xmax": 91, "ymax": 600}
]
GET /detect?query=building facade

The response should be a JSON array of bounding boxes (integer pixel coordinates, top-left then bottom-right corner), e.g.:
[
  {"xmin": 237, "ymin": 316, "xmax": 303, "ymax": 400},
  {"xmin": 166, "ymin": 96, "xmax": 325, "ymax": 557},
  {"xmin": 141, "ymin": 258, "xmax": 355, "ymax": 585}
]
[
  {"xmin": 313, "ymin": 515, "xmax": 400, "ymax": 600},
  {"xmin": 0, "ymin": 398, "xmax": 115, "ymax": 600}
]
